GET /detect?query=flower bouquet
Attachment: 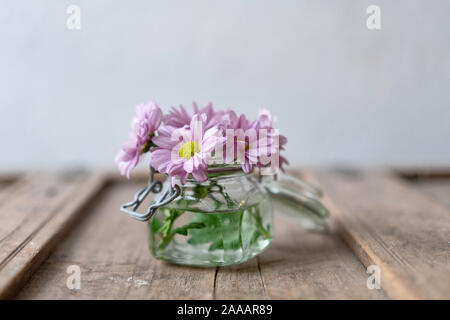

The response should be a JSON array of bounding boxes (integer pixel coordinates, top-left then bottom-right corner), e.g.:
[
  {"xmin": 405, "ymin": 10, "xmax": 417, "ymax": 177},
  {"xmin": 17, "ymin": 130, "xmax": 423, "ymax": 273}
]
[{"xmin": 116, "ymin": 101, "xmax": 328, "ymax": 266}]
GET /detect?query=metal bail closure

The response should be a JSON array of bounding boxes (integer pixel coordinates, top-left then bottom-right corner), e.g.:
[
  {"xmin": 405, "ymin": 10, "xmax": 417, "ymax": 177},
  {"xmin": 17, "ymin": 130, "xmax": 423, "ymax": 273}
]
[{"xmin": 120, "ymin": 166, "xmax": 181, "ymax": 222}]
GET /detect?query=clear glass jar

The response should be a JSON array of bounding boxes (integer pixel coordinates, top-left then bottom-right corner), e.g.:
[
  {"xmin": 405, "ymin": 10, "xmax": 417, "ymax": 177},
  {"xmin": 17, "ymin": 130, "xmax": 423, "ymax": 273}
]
[
  {"xmin": 120, "ymin": 166, "xmax": 328, "ymax": 267},
  {"xmin": 148, "ymin": 169, "xmax": 273, "ymax": 267}
]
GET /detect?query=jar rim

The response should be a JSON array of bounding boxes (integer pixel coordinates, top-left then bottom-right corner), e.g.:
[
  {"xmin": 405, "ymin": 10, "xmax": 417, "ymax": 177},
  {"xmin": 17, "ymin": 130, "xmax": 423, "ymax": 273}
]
[
  {"xmin": 181, "ymin": 165, "xmax": 248, "ymax": 183},
  {"xmin": 207, "ymin": 165, "xmax": 243, "ymax": 175}
]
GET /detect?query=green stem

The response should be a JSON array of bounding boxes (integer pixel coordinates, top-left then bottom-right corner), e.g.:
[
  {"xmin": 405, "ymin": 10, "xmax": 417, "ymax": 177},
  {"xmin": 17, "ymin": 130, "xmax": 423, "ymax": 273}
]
[
  {"xmin": 157, "ymin": 209, "xmax": 181, "ymax": 250},
  {"xmin": 252, "ymin": 207, "xmax": 271, "ymax": 239}
]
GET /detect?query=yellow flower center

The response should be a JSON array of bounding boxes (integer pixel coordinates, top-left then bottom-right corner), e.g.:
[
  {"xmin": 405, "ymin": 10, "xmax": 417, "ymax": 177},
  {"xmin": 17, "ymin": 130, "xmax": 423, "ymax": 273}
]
[{"xmin": 179, "ymin": 141, "xmax": 200, "ymax": 160}]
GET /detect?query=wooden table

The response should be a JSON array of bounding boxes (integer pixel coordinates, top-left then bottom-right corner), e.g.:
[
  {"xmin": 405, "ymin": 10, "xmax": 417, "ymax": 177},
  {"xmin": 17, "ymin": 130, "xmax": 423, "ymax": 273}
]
[{"xmin": 0, "ymin": 169, "xmax": 449, "ymax": 299}]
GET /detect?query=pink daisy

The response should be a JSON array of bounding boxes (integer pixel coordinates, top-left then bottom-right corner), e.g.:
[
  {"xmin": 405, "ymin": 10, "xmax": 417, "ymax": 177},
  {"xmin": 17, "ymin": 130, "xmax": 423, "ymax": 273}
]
[
  {"xmin": 216, "ymin": 108, "xmax": 288, "ymax": 173},
  {"xmin": 151, "ymin": 113, "xmax": 221, "ymax": 185},
  {"xmin": 254, "ymin": 108, "xmax": 289, "ymax": 172},
  {"xmin": 215, "ymin": 109, "xmax": 259, "ymax": 173},
  {"xmin": 115, "ymin": 101, "xmax": 163, "ymax": 178},
  {"xmin": 163, "ymin": 102, "xmax": 216, "ymax": 130}
]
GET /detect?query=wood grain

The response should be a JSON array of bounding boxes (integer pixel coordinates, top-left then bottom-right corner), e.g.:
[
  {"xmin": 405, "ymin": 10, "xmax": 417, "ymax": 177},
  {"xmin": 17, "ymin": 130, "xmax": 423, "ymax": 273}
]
[
  {"xmin": 257, "ymin": 217, "xmax": 386, "ymax": 299},
  {"xmin": 305, "ymin": 169, "xmax": 450, "ymax": 299},
  {"xmin": 17, "ymin": 181, "xmax": 216, "ymax": 300},
  {"xmin": 0, "ymin": 173, "xmax": 21, "ymax": 201},
  {"xmin": 0, "ymin": 171, "xmax": 105, "ymax": 298},
  {"xmin": 214, "ymin": 257, "xmax": 267, "ymax": 300},
  {"xmin": 408, "ymin": 180, "xmax": 450, "ymax": 209},
  {"xmin": 18, "ymin": 179, "xmax": 386, "ymax": 300}
]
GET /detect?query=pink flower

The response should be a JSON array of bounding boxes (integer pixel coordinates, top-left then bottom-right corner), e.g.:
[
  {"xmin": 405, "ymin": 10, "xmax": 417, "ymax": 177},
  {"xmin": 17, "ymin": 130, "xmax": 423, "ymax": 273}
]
[
  {"xmin": 115, "ymin": 101, "xmax": 288, "ymax": 180},
  {"xmin": 214, "ymin": 109, "xmax": 258, "ymax": 173},
  {"xmin": 115, "ymin": 101, "xmax": 163, "ymax": 178},
  {"xmin": 151, "ymin": 113, "xmax": 221, "ymax": 185},
  {"xmin": 216, "ymin": 108, "xmax": 288, "ymax": 173},
  {"xmin": 254, "ymin": 108, "xmax": 289, "ymax": 172},
  {"xmin": 114, "ymin": 141, "xmax": 140, "ymax": 179},
  {"xmin": 163, "ymin": 102, "xmax": 216, "ymax": 130},
  {"xmin": 211, "ymin": 109, "xmax": 235, "ymax": 130},
  {"xmin": 131, "ymin": 102, "xmax": 163, "ymax": 147}
]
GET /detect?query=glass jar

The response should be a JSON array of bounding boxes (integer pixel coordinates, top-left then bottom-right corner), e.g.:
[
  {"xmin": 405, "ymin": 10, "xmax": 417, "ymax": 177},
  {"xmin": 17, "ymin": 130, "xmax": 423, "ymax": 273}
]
[
  {"xmin": 120, "ymin": 166, "xmax": 329, "ymax": 267},
  {"xmin": 149, "ymin": 168, "xmax": 273, "ymax": 266}
]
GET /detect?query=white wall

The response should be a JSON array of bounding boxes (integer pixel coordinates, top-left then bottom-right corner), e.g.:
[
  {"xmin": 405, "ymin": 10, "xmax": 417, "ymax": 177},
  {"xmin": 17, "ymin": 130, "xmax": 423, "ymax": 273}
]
[{"xmin": 1, "ymin": 0, "xmax": 449, "ymax": 170}]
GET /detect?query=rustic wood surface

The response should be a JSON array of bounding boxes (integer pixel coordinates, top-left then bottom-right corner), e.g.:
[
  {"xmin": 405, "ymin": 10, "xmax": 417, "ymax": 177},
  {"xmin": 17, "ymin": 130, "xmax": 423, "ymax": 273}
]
[
  {"xmin": 16, "ymin": 180, "xmax": 385, "ymax": 300},
  {"xmin": 0, "ymin": 173, "xmax": 19, "ymax": 201},
  {"xmin": 0, "ymin": 169, "xmax": 448, "ymax": 299},
  {"xmin": 305, "ymin": 169, "xmax": 450, "ymax": 299},
  {"xmin": 398, "ymin": 169, "xmax": 450, "ymax": 209},
  {"xmin": 409, "ymin": 180, "xmax": 450, "ymax": 209},
  {"xmin": 0, "ymin": 171, "xmax": 105, "ymax": 299}
]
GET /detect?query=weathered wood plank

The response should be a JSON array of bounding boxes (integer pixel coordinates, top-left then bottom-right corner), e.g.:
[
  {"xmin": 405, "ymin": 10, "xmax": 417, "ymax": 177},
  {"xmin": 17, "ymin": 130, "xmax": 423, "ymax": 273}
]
[
  {"xmin": 396, "ymin": 168, "xmax": 450, "ymax": 180},
  {"xmin": 0, "ymin": 181, "xmax": 11, "ymax": 199},
  {"xmin": 408, "ymin": 180, "xmax": 450, "ymax": 209},
  {"xmin": 214, "ymin": 258, "xmax": 267, "ymax": 300},
  {"xmin": 215, "ymin": 215, "xmax": 386, "ymax": 300},
  {"xmin": 0, "ymin": 172, "xmax": 21, "ymax": 183},
  {"xmin": 305, "ymin": 169, "xmax": 450, "ymax": 299},
  {"xmin": 257, "ymin": 217, "xmax": 386, "ymax": 299},
  {"xmin": 18, "ymin": 177, "xmax": 386, "ymax": 300},
  {"xmin": 0, "ymin": 171, "xmax": 106, "ymax": 298},
  {"xmin": 0, "ymin": 173, "xmax": 22, "ymax": 202},
  {"xmin": 17, "ymin": 181, "xmax": 216, "ymax": 299}
]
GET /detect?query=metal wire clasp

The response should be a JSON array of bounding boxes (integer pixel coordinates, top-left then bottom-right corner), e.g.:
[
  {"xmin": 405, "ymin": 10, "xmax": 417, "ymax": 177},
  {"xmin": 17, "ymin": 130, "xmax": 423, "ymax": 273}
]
[{"xmin": 120, "ymin": 167, "xmax": 181, "ymax": 222}]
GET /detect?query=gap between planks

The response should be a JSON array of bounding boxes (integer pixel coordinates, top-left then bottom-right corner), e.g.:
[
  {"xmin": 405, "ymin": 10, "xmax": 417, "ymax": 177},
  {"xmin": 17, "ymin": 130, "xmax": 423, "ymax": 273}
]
[
  {"xmin": 0, "ymin": 171, "xmax": 107, "ymax": 299},
  {"xmin": 212, "ymin": 215, "xmax": 385, "ymax": 299},
  {"xmin": 302, "ymin": 169, "xmax": 450, "ymax": 299},
  {"xmin": 12, "ymin": 168, "xmax": 450, "ymax": 299},
  {"xmin": 17, "ymin": 179, "xmax": 386, "ymax": 300},
  {"xmin": 16, "ymin": 181, "xmax": 217, "ymax": 299}
]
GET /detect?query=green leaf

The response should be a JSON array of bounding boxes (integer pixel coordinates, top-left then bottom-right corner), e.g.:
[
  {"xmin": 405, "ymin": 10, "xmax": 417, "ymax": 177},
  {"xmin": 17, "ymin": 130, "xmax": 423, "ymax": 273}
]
[
  {"xmin": 193, "ymin": 185, "xmax": 209, "ymax": 199},
  {"xmin": 151, "ymin": 201, "xmax": 271, "ymax": 253},
  {"xmin": 207, "ymin": 238, "xmax": 224, "ymax": 251},
  {"xmin": 171, "ymin": 222, "xmax": 206, "ymax": 236},
  {"xmin": 150, "ymin": 217, "xmax": 162, "ymax": 233},
  {"xmin": 187, "ymin": 211, "xmax": 244, "ymax": 251}
]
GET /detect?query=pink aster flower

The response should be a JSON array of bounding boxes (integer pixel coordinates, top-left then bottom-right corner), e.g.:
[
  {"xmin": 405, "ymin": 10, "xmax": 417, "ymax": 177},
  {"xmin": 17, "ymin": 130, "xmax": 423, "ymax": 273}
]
[
  {"xmin": 151, "ymin": 113, "xmax": 221, "ymax": 185},
  {"xmin": 216, "ymin": 108, "xmax": 288, "ymax": 173},
  {"xmin": 115, "ymin": 141, "xmax": 140, "ymax": 179},
  {"xmin": 254, "ymin": 108, "xmax": 289, "ymax": 172},
  {"xmin": 163, "ymin": 102, "xmax": 216, "ymax": 130},
  {"xmin": 211, "ymin": 108, "xmax": 241, "ymax": 131},
  {"xmin": 215, "ymin": 110, "xmax": 259, "ymax": 173},
  {"xmin": 131, "ymin": 102, "xmax": 163, "ymax": 147},
  {"xmin": 115, "ymin": 101, "xmax": 163, "ymax": 178}
]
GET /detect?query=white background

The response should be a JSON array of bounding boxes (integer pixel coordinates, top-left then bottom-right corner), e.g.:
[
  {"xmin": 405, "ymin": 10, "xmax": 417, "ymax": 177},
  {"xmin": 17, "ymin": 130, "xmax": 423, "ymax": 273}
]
[{"xmin": 1, "ymin": 0, "xmax": 449, "ymax": 170}]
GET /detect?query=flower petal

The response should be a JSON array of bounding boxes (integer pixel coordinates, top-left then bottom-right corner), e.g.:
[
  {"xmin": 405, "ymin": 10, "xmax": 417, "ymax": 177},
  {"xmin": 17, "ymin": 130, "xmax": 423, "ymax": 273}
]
[{"xmin": 183, "ymin": 158, "xmax": 194, "ymax": 173}]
